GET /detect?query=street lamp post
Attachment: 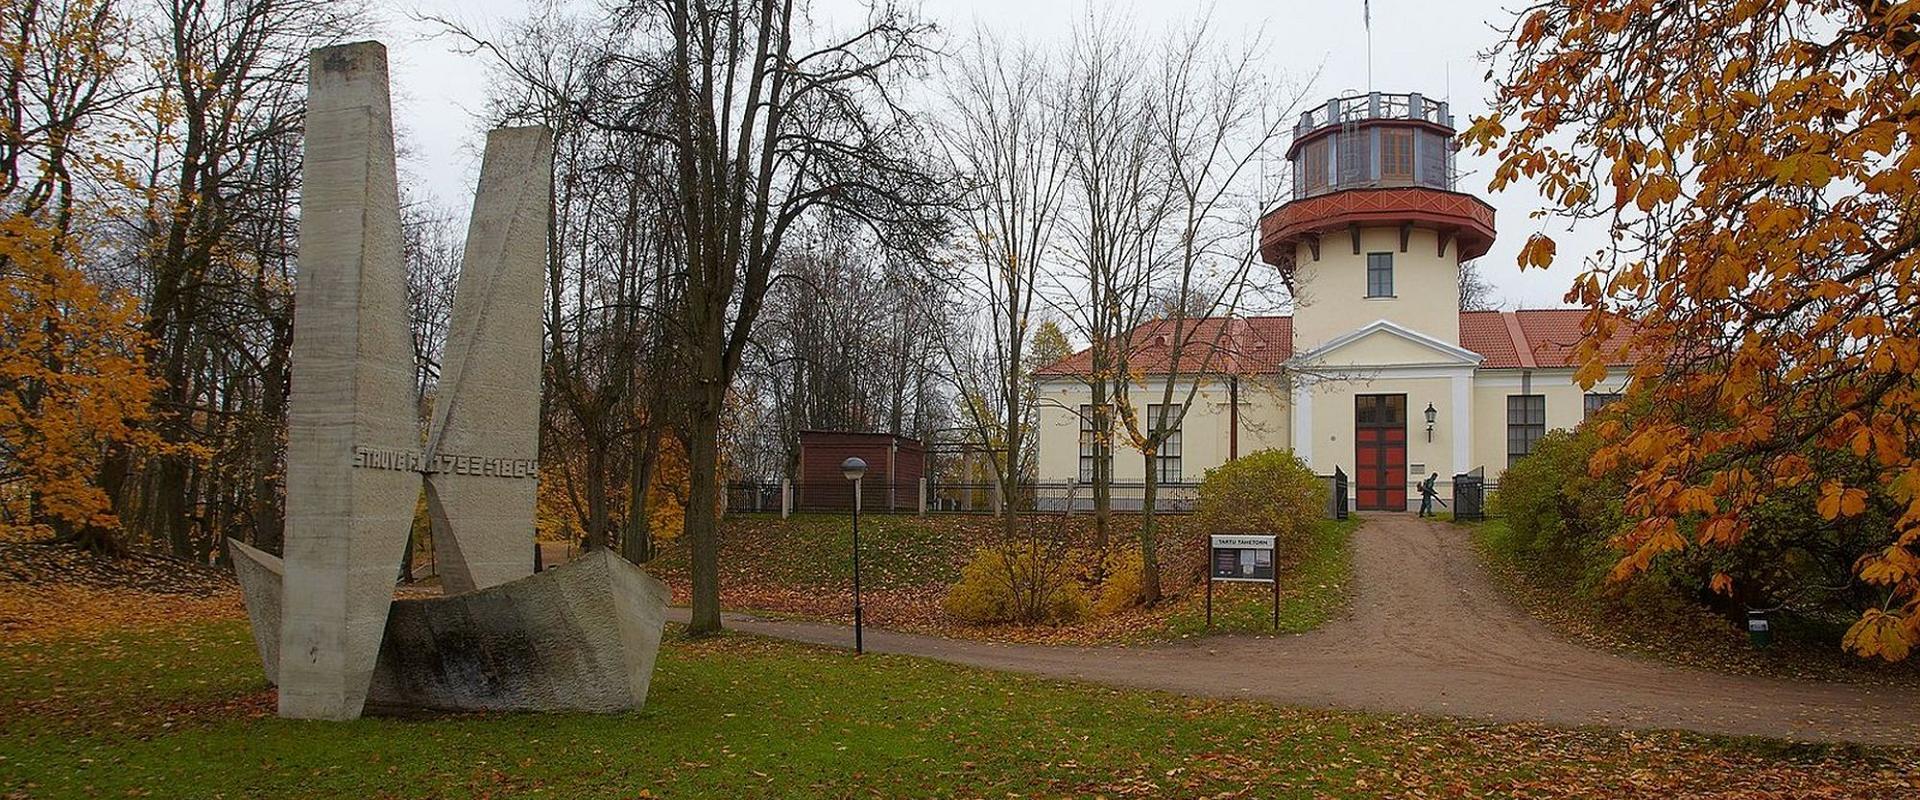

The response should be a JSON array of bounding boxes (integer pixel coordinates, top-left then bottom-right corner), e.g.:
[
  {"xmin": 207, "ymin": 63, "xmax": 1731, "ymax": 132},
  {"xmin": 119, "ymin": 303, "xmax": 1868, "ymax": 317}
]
[{"xmin": 841, "ymin": 456, "xmax": 868, "ymax": 654}]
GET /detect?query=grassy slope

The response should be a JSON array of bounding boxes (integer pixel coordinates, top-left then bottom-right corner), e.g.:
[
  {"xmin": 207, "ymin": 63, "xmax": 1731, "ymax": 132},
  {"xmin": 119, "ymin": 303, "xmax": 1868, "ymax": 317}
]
[
  {"xmin": 3, "ymin": 618, "xmax": 1916, "ymax": 799},
  {"xmin": 1469, "ymin": 518, "xmax": 1920, "ymax": 685},
  {"xmin": 648, "ymin": 513, "xmax": 1360, "ymax": 643},
  {"xmin": 1154, "ymin": 516, "xmax": 1362, "ymax": 639}
]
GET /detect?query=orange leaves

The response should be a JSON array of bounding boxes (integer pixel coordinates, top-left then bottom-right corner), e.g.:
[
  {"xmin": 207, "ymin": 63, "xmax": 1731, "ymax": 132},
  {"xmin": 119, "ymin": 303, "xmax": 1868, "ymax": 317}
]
[
  {"xmin": 1518, "ymin": 234, "xmax": 1557, "ymax": 270},
  {"xmin": 1817, "ymin": 482, "xmax": 1870, "ymax": 520},
  {"xmin": 1856, "ymin": 544, "xmax": 1920, "ymax": 586},
  {"xmin": 1, "ymin": 215, "xmax": 164, "ymax": 536},
  {"xmin": 1634, "ymin": 174, "xmax": 1681, "ymax": 212},
  {"xmin": 1481, "ymin": 0, "xmax": 1920, "ymax": 661},
  {"xmin": 1841, "ymin": 608, "xmax": 1912, "ymax": 662}
]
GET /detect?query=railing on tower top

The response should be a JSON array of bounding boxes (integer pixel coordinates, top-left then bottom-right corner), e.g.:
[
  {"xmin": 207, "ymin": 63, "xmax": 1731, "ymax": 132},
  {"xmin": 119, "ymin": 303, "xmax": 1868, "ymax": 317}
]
[{"xmin": 1294, "ymin": 91, "xmax": 1454, "ymax": 136}]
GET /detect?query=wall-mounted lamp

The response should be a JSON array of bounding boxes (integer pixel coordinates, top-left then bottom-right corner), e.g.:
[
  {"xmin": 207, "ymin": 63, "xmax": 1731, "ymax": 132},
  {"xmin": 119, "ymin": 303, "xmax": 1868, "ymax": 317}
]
[{"xmin": 1424, "ymin": 402, "xmax": 1438, "ymax": 442}]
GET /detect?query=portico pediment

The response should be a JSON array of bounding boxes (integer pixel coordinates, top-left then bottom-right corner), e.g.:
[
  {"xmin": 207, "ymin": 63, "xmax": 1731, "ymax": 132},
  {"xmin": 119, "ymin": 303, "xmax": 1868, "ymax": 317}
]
[{"xmin": 1289, "ymin": 319, "xmax": 1483, "ymax": 376}]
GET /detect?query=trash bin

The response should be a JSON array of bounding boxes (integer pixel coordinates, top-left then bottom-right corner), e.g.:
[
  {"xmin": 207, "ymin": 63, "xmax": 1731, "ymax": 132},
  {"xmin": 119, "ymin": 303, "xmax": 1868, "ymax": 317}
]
[{"xmin": 1746, "ymin": 610, "xmax": 1772, "ymax": 648}]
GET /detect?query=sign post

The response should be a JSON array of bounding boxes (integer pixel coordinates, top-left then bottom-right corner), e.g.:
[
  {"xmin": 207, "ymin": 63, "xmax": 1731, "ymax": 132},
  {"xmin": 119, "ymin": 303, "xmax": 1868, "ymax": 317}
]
[{"xmin": 1207, "ymin": 533, "xmax": 1279, "ymax": 630}]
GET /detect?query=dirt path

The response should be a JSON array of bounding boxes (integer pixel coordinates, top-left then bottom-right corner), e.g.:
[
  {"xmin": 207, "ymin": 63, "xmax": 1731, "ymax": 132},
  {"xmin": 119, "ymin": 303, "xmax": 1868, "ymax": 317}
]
[{"xmin": 667, "ymin": 514, "xmax": 1920, "ymax": 746}]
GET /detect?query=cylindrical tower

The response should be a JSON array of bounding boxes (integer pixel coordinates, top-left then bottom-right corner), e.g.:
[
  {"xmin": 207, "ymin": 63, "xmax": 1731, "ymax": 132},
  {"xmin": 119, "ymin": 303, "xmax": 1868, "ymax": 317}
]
[{"xmin": 1259, "ymin": 92, "xmax": 1496, "ymax": 351}]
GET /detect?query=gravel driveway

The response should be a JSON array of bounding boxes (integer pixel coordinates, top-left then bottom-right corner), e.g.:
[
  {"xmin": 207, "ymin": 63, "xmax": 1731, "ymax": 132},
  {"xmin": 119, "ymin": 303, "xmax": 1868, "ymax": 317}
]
[{"xmin": 669, "ymin": 514, "xmax": 1920, "ymax": 745}]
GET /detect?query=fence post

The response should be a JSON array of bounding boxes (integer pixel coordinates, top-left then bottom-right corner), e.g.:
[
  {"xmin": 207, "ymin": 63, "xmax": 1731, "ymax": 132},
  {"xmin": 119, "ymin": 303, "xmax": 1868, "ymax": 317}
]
[
  {"xmin": 780, "ymin": 478, "xmax": 792, "ymax": 519},
  {"xmin": 917, "ymin": 477, "xmax": 927, "ymax": 516},
  {"xmin": 991, "ymin": 481, "xmax": 1003, "ymax": 517}
]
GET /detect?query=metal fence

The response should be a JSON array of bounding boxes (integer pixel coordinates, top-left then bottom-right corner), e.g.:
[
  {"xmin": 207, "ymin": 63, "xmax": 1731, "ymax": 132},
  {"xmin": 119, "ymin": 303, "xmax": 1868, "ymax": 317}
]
[{"xmin": 723, "ymin": 480, "xmax": 1206, "ymax": 516}]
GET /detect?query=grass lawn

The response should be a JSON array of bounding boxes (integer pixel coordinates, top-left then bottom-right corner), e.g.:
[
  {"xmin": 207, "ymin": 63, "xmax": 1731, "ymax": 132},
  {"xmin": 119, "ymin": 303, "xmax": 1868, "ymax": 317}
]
[
  {"xmin": 1154, "ymin": 516, "xmax": 1362, "ymax": 639},
  {"xmin": 4, "ymin": 614, "xmax": 1916, "ymax": 799},
  {"xmin": 1467, "ymin": 517, "xmax": 1920, "ymax": 685},
  {"xmin": 647, "ymin": 513, "xmax": 1360, "ymax": 644}
]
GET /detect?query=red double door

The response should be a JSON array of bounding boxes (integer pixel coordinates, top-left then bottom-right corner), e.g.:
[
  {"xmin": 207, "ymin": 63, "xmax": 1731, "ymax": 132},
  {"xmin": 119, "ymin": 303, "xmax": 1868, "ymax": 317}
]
[{"xmin": 1354, "ymin": 394, "xmax": 1408, "ymax": 511}]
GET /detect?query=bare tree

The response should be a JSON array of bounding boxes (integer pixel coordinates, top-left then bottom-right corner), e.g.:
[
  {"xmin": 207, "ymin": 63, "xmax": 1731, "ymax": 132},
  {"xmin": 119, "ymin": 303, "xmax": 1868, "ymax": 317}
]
[
  {"xmin": 101, "ymin": 0, "xmax": 364, "ymax": 561},
  {"xmin": 1106, "ymin": 21, "xmax": 1305, "ymax": 603},
  {"xmin": 931, "ymin": 30, "xmax": 1072, "ymax": 546},
  {"xmin": 1457, "ymin": 259, "xmax": 1500, "ymax": 311},
  {"xmin": 563, "ymin": 0, "xmax": 949, "ymax": 635},
  {"xmin": 1049, "ymin": 13, "xmax": 1170, "ymax": 557}
]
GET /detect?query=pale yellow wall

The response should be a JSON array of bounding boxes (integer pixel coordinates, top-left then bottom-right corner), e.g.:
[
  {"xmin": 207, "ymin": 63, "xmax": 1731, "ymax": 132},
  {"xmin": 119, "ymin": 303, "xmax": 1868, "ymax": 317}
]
[
  {"xmin": 1291, "ymin": 226, "xmax": 1462, "ymax": 352},
  {"xmin": 1033, "ymin": 376, "xmax": 1292, "ymax": 483},
  {"xmin": 1300, "ymin": 375, "xmax": 1459, "ymax": 481},
  {"xmin": 1037, "ymin": 366, "xmax": 1633, "ymax": 495},
  {"xmin": 1469, "ymin": 369, "xmax": 1631, "ymax": 479}
]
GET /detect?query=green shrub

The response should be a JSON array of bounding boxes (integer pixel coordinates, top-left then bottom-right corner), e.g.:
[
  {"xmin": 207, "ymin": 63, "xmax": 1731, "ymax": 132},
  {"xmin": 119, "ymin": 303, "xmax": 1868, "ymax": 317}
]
[
  {"xmin": 1494, "ymin": 415, "xmax": 1895, "ymax": 647},
  {"xmin": 942, "ymin": 545, "xmax": 1088, "ymax": 625},
  {"xmin": 1192, "ymin": 449, "xmax": 1327, "ymax": 555},
  {"xmin": 1497, "ymin": 426, "xmax": 1623, "ymax": 564}
]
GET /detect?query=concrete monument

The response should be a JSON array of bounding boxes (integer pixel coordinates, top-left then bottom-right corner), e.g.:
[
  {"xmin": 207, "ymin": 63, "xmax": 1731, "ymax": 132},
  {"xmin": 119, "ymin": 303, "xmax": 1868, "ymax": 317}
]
[{"xmin": 237, "ymin": 40, "xmax": 665, "ymax": 721}]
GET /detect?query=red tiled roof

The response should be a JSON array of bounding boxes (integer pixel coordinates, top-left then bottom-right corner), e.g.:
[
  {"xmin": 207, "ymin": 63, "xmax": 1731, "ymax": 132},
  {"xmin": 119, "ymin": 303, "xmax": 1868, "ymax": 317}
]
[
  {"xmin": 1032, "ymin": 317, "xmax": 1293, "ymax": 377},
  {"xmin": 1035, "ymin": 310, "xmax": 1638, "ymax": 376}
]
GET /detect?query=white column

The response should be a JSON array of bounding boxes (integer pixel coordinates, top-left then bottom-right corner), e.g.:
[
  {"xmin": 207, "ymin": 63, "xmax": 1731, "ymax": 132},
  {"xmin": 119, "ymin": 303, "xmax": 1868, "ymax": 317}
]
[
  {"xmin": 780, "ymin": 478, "xmax": 792, "ymax": 519},
  {"xmin": 1451, "ymin": 372, "xmax": 1472, "ymax": 474},
  {"xmin": 1290, "ymin": 376, "xmax": 1315, "ymax": 466}
]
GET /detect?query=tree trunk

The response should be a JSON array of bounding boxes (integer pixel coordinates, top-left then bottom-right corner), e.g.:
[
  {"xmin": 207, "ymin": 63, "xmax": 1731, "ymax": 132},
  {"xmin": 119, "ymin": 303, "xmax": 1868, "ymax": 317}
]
[
  {"xmin": 1090, "ymin": 385, "xmax": 1111, "ymax": 555},
  {"xmin": 685, "ymin": 389, "xmax": 725, "ymax": 636},
  {"xmin": 584, "ymin": 443, "xmax": 610, "ymax": 551},
  {"xmin": 623, "ymin": 424, "xmax": 660, "ymax": 563},
  {"xmin": 1139, "ymin": 448, "xmax": 1162, "ymax": 604}
]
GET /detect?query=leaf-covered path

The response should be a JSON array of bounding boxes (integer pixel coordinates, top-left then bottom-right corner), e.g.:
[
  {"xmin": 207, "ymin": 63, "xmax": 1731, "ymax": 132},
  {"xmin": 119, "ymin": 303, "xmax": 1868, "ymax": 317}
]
[{"xmin": 671, "ymin": 514, "xmax": 1920, "ymax": 745}]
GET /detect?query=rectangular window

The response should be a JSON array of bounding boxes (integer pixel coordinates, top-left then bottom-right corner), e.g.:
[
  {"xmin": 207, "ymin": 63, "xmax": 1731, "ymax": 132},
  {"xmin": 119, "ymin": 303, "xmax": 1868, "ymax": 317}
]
[
  {"xmin": 1381, "ymin": 129, "xmax": 1414, "ymax": 180},
  {"xmin": 1078, "ymin": 404, "xmax": 1112, "ymax": 484},
  {"xmin": 1507, "ymin": 395, "xmax": 1547, "ymax": 466},
  {"xmin": 1355, "ymin": 394, "xmax": 1407, "ymax": 427},
  {"xmin": 1148, "ymin": 404, "xmax": 1182, "ymax": 484},
  {"xmin": 1583, "ymin": 392, "xmax": 1623, "ymax": 420},
  {"xmin": 1338, "ymin": 129, "xmax": 1369, "ymax": 184},
  {"xmin": 1302, "ymin": 139, "xmax": 1329, "ymax": 194},
  {"xmin": 1366, "ymin": 252, "xmax": 1394, "ymax": 297},
  {"xmin": 1419, "ymin": 130, "xmax": 1449, "ymax": 187}
]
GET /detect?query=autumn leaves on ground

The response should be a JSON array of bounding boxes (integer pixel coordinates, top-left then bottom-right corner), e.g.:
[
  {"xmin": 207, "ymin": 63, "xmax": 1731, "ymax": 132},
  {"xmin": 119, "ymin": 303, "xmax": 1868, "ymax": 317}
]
[
  {"xmin": 644, "ymin": 512, "xmax": 1358, "ymax": 645},
  {"xmin": 3, "ymin": 524, "xmax": 1918, "ymax": 799}
]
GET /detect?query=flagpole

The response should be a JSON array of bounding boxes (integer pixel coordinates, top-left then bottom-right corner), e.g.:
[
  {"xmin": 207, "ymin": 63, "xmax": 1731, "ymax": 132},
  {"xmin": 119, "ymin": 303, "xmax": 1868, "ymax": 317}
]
[{"xmin": 1364, "ymin": 0, "xmax": 1373, "ymax": 92}]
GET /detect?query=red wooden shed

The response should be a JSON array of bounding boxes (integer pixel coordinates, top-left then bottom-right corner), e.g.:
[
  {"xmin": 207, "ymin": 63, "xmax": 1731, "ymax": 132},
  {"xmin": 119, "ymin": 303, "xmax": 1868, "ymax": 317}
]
[{"xmin": 796, "ymin": 431, "xmax": 926, "ymax": 512}]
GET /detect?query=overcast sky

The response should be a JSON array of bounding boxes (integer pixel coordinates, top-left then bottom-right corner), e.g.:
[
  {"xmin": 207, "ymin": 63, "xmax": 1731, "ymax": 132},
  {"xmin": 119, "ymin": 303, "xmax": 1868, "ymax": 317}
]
[{"xmin": 379, "ymin": 0, "xmax": 1595, "ymax": 311}]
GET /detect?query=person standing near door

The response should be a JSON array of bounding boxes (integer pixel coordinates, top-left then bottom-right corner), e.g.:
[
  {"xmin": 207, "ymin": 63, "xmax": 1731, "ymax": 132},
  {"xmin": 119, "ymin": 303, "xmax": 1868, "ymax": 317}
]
[{"xmin": 1417, "ymin": 472, "xmax": 1440, "ymax": 517}]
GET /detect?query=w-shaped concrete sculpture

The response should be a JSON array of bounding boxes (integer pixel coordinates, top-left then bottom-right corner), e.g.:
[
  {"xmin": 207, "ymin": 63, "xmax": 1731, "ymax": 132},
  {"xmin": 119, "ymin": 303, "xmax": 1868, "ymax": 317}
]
[{"xmin": 231, "ymin": 41, "xmax": 666, "ymax": 721}]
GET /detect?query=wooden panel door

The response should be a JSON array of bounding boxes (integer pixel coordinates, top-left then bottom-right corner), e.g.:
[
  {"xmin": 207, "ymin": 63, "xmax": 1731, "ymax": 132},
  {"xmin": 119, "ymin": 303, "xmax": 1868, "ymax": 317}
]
[{"xmin": 1354, "ymin": 395, "xmax": 1408, "ymax": 511}]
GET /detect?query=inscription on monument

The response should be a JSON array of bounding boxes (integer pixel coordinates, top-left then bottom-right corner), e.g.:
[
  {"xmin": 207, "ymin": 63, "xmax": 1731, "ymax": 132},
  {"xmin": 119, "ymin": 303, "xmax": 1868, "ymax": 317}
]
[{"xmin": 353, "ymin": 446, "xmax": 538, "ymax": 479}]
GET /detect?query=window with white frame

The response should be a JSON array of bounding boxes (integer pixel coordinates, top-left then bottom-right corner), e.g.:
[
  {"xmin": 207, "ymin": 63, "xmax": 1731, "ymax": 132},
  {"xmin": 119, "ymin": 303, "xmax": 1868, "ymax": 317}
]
[
  {"xmin": 1507, "ymin": 395, "xmax": 1547, "ymax": 466},
  {"xmin": 1078, "ymin": 404, "xmax": 1111, "ymax": 484},
  {"xmin": 1147, "ymin": 404, "xmax": 1183, "ymax": 483},
  {"xmin": 1366, "ymin": 252, "xmax": 1394, "ymax": 297}
]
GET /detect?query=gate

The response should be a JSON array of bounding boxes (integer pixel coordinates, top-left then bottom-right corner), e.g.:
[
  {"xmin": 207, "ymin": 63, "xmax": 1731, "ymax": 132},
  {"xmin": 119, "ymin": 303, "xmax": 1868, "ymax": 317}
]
[
  {"xmin": 1328, "ymin": 467, "xmax": 1350, "ymax": 520},
  {"xmin": 1453, "ymin": 467, "xmax": 1485, "ymax": 522}
]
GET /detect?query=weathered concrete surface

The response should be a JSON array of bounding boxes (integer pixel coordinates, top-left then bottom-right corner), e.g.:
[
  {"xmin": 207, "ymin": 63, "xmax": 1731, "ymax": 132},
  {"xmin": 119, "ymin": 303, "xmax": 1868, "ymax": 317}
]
[
  {"xmin": 275, "ymin": 40, "xmax": 422, "ymax": 721},
  {"xmin": 366, "ymin": 550, "xmax": 669, "ymax": 712},
  {"xmin": 233, "ymin": 544, "xmax": 667, "ymax": 713},
  {"xmin": 228, "ymin": 538, "xmax": 283, "ymax": 685},
  {"xmin": 424, "ymin": 126, "xmax": 553, "ymax": 595}
]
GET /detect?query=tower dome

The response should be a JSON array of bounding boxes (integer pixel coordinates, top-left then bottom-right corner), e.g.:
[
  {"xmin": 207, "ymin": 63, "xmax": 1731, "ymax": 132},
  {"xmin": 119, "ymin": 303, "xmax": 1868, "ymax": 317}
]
[{"xmin": 1260, "ymin": 92, "xmax": 1496, "ymax": 350}]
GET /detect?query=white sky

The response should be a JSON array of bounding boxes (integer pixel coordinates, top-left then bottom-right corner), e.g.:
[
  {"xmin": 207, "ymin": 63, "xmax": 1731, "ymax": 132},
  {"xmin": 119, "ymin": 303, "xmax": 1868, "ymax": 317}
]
[{"xmin": 381, "ymin": 0, "xmax": 1599, "ymax": 311}]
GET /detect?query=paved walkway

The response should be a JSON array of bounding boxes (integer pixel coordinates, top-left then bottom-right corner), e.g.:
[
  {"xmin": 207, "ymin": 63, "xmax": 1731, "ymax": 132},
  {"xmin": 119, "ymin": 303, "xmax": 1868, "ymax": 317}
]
[{"xmin": 668, "ymin": 514, "xmax": 1920, "ymax": 745}]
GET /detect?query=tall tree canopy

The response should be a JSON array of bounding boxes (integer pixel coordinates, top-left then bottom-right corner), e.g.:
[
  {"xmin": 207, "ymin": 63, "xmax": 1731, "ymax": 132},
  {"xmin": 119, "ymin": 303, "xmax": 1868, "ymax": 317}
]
[{"xmin": 1470, "ymin": 1, "xmax": 1920, "ymax": 660}]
